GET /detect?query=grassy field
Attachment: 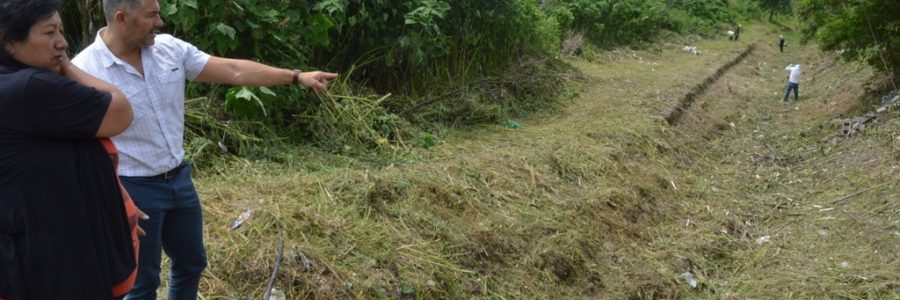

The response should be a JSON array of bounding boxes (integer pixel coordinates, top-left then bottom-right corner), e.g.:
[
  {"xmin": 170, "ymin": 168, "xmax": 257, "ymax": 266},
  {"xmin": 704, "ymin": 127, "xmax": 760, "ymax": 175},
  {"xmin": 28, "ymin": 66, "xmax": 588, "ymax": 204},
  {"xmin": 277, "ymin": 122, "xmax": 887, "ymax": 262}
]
[{"xmin": 177, "ymin": 22, "xmax": 898, "ymax": 299}]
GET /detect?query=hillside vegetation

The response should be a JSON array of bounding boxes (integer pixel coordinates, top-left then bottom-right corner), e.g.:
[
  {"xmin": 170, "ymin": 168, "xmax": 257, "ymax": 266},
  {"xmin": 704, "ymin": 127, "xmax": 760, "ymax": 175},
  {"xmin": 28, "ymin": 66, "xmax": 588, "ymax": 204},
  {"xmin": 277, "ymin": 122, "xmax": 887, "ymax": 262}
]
[
  {"xmin": 188, "ymin": 24, "xmax": 897, "ymax": 298},
  {"xmin": 59, "ymin": 0, "xmax": 769, "ymax": 161}
]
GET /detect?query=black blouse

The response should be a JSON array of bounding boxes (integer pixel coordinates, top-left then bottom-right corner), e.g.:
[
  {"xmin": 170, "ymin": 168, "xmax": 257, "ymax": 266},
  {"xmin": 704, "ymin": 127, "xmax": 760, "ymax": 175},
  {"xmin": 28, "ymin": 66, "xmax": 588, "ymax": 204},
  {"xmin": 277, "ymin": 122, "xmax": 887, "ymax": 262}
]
[{"xmin": 0, "ymin": 64, "xmax": 135, "ymax": 299}]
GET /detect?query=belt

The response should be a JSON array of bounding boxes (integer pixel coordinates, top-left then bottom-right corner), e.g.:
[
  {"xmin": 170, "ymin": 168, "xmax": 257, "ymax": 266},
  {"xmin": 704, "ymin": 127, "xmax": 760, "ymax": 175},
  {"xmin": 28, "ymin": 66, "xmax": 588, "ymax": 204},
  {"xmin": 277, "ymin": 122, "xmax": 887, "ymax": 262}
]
[{"xmin": 151, "ymin": 162, "xmax": 186, "ymax": 180}]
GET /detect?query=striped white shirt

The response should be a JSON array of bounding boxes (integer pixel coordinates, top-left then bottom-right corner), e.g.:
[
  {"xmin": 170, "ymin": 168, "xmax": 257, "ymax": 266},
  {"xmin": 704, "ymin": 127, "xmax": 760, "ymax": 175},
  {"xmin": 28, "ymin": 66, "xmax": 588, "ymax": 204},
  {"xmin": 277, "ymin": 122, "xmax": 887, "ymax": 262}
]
[{"xmin": 73, "ymin": 29, "xmax": 210, "ymax": 176}]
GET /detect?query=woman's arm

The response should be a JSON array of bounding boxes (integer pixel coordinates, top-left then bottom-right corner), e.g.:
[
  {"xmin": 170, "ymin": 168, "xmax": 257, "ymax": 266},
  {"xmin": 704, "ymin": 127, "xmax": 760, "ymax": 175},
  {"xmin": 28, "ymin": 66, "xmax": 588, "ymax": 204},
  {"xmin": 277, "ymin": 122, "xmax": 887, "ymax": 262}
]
[{"xmin": 59, "ymin": 59, "xmax": 133, "ymax": 137}]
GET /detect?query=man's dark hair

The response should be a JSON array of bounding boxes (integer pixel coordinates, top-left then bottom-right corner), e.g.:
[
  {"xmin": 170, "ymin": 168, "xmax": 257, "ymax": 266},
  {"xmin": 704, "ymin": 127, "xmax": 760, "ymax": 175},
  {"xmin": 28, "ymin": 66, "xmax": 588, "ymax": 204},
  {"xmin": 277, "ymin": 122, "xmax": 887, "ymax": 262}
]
[
  {"xmin": 103, "ymin": 0, "xmax": 144, "ymax": 24},
  {"xmin": 0, "ymin": 0, "xmax": 61, "ymax": 65}
]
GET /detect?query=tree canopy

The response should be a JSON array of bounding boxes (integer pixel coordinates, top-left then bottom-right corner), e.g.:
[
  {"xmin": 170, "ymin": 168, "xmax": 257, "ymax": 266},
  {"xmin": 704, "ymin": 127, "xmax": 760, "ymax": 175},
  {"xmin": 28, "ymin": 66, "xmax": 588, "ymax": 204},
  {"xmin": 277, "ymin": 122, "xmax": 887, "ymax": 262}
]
[{"xmin": 797, "ymin": 0, "xmax": 899, "ymax": 81}]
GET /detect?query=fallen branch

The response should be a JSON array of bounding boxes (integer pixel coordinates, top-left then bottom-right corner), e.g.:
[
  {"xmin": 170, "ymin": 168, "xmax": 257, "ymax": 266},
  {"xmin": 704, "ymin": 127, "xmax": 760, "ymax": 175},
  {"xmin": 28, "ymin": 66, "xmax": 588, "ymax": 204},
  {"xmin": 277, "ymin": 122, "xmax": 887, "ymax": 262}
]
[
  {"xmin": 398, "ymin": 89, "xmax": 464, "ymax": 116},
  {"xmin": 831, "ymin": 179, "xmax": 897, "ymax": 205}
]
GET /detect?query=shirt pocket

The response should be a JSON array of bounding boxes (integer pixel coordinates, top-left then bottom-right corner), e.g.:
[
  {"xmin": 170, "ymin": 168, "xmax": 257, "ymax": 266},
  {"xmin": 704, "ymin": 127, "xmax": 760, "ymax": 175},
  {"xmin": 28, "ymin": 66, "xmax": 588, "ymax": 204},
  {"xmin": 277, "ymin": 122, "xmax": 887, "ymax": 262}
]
[
  {"xmin": 156, "ymin": 65, "xmax": 186, "ymax": 101},
  {"xmin": 158, "ymin": 64, "xmax": 185, "ymax": 84}
]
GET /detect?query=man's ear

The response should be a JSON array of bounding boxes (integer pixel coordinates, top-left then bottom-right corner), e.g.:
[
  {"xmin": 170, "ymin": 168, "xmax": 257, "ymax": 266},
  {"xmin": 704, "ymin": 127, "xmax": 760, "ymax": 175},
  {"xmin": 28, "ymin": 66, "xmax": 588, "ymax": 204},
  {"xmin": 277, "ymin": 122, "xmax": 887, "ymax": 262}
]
[{"xmin": 114, "ymin": 10, "xmax": 128, "ymax": 25}]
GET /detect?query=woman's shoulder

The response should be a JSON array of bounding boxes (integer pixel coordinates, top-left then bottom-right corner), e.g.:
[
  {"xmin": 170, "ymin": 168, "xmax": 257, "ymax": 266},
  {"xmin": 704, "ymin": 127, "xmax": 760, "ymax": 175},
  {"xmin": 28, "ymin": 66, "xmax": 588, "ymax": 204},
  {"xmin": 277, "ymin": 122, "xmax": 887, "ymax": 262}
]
[
  {"xmin": 0, "ymin": 66, "xmax": 41, "ymax": 95},
  {"xmin": 1, "ymin": 67, "xmax": 77, "ymax": 101},
  {"xmin": 0, "ymin": 66, "xmax": 63, "ymax": 84},
  {"xmin": 0, "ymin": 65, "xmax": 39, "ymax": 79},
  {"xmin": 19, "ymin": 68, "xmax": 71, "ymax": 90}
]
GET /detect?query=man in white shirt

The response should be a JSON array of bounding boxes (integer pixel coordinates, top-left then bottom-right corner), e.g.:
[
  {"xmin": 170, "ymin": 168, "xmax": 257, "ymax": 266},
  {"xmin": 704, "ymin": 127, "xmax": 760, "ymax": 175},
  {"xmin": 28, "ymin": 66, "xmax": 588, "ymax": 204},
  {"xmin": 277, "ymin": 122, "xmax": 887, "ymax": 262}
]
[
  {"xmin": 784, "ymin": 64, "xmax": 801, "ymax": 102},
  {"xmin": 72, "ymin": 0, "xmax": 337, "ymax": 299}
]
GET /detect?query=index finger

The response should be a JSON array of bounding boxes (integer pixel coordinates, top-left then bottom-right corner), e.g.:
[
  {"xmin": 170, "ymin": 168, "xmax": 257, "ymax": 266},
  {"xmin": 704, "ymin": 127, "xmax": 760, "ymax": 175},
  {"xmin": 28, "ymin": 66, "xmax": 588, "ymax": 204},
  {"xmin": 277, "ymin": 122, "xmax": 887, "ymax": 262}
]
[{"xmin": 319, "ymin": 72, "xmax": 339, "ymax": 80}]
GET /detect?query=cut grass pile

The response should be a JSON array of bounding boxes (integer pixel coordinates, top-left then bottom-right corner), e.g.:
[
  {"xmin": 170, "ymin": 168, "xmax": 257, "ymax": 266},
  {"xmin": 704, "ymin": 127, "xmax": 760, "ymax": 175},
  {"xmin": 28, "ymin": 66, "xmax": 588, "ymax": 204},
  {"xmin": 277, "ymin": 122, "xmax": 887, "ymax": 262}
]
[{"xmin": 176, "ymin": 22, "xmax": 898, "ymax": 299}]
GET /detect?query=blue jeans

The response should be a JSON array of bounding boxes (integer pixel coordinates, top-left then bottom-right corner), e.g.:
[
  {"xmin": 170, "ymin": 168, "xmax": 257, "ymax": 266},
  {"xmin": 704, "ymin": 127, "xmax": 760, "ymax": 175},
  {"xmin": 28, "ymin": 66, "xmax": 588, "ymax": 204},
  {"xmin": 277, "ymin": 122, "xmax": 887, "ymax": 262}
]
[
  {"xmin": 784, "ymin": 82, "xmax": 799, "ymax": 101},
  {"xmin": 121, "ymin": 163, "xmax": 207, "ymax": 300}
]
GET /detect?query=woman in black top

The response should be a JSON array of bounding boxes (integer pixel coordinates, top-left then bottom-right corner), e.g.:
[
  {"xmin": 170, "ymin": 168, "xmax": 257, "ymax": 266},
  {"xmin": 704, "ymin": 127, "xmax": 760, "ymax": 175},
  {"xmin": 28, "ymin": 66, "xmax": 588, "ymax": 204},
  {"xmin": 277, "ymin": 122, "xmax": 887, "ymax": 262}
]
[{"xmin": 0, "ymin": 0, "xmax": 136, "ymax": 299}]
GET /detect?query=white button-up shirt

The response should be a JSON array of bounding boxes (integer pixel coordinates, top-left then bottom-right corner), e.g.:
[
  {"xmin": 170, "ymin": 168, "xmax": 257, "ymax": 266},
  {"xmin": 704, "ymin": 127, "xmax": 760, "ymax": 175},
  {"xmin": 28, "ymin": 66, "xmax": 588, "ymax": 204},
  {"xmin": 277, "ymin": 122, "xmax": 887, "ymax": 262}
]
[
  {"xmin": 785, "ymin": 64, "xmax": 801, "ymax": 84},
  {"xmin": 73, "ymin": 29, "xmax": 210, "ymax": 176}
]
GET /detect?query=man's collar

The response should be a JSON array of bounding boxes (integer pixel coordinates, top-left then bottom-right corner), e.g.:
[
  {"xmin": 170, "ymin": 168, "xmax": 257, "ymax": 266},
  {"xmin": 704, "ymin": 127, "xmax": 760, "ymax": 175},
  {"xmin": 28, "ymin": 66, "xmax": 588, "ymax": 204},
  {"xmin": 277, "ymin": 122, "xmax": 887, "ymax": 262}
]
[{"xmin": 93, "ymin": 27, "xmax": 133, "ymax": 69}]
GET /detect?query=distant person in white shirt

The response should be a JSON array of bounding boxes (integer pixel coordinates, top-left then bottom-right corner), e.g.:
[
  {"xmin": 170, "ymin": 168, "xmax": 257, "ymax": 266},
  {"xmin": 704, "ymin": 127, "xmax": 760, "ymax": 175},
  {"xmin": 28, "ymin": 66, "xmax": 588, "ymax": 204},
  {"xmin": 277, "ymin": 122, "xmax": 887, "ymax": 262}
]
[
  {"xmin": 783, "ymin": 64, "xmax": 801, "ymax": 102},
  {"xmin": 72, "ymin": 0, "xmax": 337, "ymax": 299}
]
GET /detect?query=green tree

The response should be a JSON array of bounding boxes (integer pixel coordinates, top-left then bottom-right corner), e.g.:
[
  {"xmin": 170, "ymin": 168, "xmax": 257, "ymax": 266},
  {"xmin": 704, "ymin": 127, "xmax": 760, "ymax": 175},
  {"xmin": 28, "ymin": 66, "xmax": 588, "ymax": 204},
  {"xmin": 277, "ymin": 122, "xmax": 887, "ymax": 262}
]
[
  {"xmin": 796, "ymin": 0, "xmax": 899, "ymax": 85},
  {"xmin": 61, "ymin": 0, "xmax": 104, "ymax": 51},
  {"xmin": 756, "ymin": 0, "xmax": 792, "ymax": 20},
  {"xmin": 662, "ymin": 0, "xmax": 735, "ymax": 35}
]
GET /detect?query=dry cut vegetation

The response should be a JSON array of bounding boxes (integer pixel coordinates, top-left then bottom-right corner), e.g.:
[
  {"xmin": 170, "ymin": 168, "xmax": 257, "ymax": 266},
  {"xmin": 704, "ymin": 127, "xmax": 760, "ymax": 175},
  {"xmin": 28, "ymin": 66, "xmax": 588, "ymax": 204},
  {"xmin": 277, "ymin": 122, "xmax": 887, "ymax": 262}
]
[{"xmin": 174, "ymin": 23, "xmax": 897, "ymax": 299}]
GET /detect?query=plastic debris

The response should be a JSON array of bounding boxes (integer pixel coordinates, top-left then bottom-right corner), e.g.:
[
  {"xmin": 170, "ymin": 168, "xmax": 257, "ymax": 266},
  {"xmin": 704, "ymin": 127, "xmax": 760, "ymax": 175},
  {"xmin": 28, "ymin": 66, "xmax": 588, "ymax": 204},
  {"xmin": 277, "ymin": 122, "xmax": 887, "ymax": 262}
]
[
  {"xmin": 832, "ymin": 111, "xmax": 877, "ymax": 137},
  {"xmin": 756, "ymin": 235, "xmax": 771, "ymax": 245},
  {"xmin": 682, "ymin": 46, "xmax": 701, "ymax": 55},
  {"xmin": 881, "ymin": 90, "xmax": 897, "ymax": 105},
  {"xmin": 426, "ymin": 279, "xmax": 436, "ymax": 287},
  {"xmin": 505, "ymin": 119, "xmax": 523, "ymax": 129},
  {"xmin": 680, "ymin": 272, "xmax": 698, "ymax": 288},
  {"xmin": 268, "ymin": 288, "xmax": 286, "ymax": 300},
  {"xmin": 230, "ymin": 209, "xmax": 254, "ymax": 230},
  {"xmin": 840, "ymin": 262, "xmax": 850, "ymax": 269}
]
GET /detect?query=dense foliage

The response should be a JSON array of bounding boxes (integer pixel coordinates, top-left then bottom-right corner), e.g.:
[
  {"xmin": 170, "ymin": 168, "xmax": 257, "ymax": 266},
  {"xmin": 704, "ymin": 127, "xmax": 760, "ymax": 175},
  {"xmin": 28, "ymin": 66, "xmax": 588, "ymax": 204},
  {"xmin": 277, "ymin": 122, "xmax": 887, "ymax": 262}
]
[
  {"xmin": 796, "ymin": 0, "xmax": 899, "ymax": 81},
  {"xmin": 545, "ymin": 0, "xmax": 669, "ymax": 46},
  {"xmin": 756, "ymin": 0, "xmax": 792, "ymax": 19},
  {"xmin": 665, "ymin": 0, "xmax": 736, "ymax": 35},
  {"xmin": 61, "ymin": 0, "xmax": 761, "ymax": 95},
  {"xmin": 155, "ymin": 0, "xmax": 559, "ymax": 93},
  {"xmin": 58, "ymin": 0, "xmax": 762, "ymax": 160}
]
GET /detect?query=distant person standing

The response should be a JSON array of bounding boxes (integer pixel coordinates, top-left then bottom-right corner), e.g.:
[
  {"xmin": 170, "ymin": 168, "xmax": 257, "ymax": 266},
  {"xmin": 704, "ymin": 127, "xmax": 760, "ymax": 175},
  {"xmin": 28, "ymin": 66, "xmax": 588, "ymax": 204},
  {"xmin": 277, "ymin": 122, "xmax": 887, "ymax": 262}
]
[
  {"xmin": 778, "ymin": 35, "xmax": 785, "ymax": 53},
  {"xmin": 734, "ymin": 23, "xmax": 742, "ymax": 41},
  {"xmin": 783, "ymin": 64, "xmax": 801, "ymax": 102}
]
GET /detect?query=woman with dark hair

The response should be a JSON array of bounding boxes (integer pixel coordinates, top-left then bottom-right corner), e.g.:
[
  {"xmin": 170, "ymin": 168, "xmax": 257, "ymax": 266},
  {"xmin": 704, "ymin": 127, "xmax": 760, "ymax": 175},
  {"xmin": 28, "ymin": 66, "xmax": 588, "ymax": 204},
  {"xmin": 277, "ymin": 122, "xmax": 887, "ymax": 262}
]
[{"xmin": 1, "ymin": 0, "xmax": 139, "ymax": 299}]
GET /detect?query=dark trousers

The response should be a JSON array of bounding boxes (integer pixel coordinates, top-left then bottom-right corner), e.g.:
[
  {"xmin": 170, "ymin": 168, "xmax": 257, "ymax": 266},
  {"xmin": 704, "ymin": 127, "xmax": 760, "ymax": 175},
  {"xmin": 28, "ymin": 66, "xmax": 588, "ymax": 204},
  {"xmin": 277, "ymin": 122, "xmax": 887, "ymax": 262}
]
[
  {"xmin": 784, "ymin": 82, "xmax": 799, "ymax": 101},
  {"xmin": 121, "ymin": 162, "xmax": 207, "ymax": 300}
]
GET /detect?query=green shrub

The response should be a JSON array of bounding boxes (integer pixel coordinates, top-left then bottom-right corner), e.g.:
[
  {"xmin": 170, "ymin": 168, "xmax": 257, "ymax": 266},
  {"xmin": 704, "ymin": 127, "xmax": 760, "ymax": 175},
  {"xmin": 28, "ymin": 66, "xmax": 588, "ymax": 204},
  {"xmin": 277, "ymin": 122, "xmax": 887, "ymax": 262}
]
[
  {"xmin": 545, "ymin": 0, "xmax": 670, "ymax": 47},
  {"xmin": 56, "ymin": 0, "xmax": 758, "ymax": 164},
  {"xmin": 796, "ymin": 0, "xmax": 899, "ymax": 80},
  {"xmin": 664, "ymin": 0, "xmax": 735, "ymax": 36}
]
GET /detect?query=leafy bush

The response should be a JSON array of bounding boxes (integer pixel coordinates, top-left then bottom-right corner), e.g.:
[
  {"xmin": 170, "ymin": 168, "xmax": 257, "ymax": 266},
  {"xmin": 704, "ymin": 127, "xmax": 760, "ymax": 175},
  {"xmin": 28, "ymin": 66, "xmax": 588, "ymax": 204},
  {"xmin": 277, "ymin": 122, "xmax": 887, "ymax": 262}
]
[
  {"xmin": 161, "ymin": 0, "xmax": 332, "ymax": 68},
  {"xmin": 546, "ymin": 0, "xmax": 669, "ymax": 47},
  {"xmin": 664, "ymin": 0, "xmax": 735, "ymax": 36},
  {"xmin": 796, "ymin": 0, "xmax": 899, "ymax": 81},
  {"xmin": 57, "ymin": 0, "xmax": 756, "ymax": 163},
  {"xmin": 153, "ymin": 0, "xmax": 562, "ymax": 107},
  {"xmin": 312, "ymin": 0, "xmax": 560, "ymax": 92}
]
